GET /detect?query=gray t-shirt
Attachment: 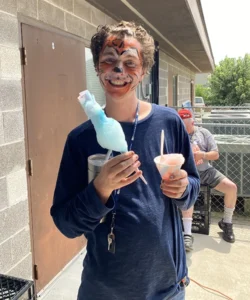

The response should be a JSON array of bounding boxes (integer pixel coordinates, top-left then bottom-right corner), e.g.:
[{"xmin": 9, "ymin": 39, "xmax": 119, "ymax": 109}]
[{"xmin": 189, "ymin": 126, "xmax": 218, "ymax": 171}]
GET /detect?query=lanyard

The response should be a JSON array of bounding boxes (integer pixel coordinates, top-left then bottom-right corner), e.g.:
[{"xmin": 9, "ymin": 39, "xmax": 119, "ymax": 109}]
[{"xmin": 107, "ymin": 101, "xmax": 140, "ymax": 254}]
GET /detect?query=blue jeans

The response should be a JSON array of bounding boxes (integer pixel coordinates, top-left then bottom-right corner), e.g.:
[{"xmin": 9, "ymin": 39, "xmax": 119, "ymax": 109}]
[
  {"xmin": 163, "ymin": 285, "xmax": 186, "ymax": 300},
  {"xmin": 171, "ymin": 288, "xmax": 185, "ymax": 300}
]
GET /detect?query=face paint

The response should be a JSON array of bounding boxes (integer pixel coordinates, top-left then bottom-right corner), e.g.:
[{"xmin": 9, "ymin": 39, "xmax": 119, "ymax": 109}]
[{"xmin": 98, "ymin": 36, "xmax": 144, "ymax": 97}]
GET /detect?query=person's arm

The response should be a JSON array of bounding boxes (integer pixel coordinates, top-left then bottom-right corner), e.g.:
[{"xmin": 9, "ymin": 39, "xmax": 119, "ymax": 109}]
[
  {"xmin": 194, "ymin": 131, "xmax": 219, "ymax": 161},
  {"xmin": 168, "ymin": 116, "xmax": 200, "ymax": 211},
  {"xmin": 194, "ymin": 150, "xmax": 219, "ymax": 161},
  {"xmin": 51, "ymin": 133, "xmax": 141, "ymax": 239},
  {"xmin": 50, "ymin": 133, "xmax": 115, "ymax": 239},
  {"xmin": 204, "ymin": 151, "xmax": 219, "ymax": 160}
]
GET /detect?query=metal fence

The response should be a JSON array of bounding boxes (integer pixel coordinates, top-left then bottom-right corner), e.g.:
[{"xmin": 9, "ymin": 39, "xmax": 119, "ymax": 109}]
[{"xmin": 171, "ymin": 105, "xmax": 250, "ymax": 223}]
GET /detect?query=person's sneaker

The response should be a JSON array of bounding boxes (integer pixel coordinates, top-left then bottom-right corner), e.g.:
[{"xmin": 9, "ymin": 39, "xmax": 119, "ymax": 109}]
[
  {"xmin": 218, "ymin": 219, "xmax": 235, "ymax": 243},
  {"xmin": 184, "ymin": 234, "xmax": 194, "ymax": 252}
]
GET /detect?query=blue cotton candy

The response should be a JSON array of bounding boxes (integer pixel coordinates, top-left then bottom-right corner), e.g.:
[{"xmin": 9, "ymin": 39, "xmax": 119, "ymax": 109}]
[{"xmin": 78, "ymin": 90, "xmax": 128, "ymax": 153}]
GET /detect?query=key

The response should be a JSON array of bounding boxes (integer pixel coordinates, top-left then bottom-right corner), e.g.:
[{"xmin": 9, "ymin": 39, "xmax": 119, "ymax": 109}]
[{"xmin": 108, "ymin": 233, "xmax": 116, "ymax": 254}]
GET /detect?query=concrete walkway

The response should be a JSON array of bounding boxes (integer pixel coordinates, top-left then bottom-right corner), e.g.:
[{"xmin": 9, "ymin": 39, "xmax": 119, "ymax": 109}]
[
  {"xmin": 39, "ymin": 221, "xmax": 250, "ymax": 300},
  {"xmin": 186, "ymin": 221, "xmax": 250, "ymax": 300}
]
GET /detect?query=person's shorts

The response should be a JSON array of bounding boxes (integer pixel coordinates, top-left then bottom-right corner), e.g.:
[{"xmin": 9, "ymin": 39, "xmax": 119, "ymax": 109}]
[{"xmin": 199, "ymin": 167, "xmax": 226, "ymax": 188}]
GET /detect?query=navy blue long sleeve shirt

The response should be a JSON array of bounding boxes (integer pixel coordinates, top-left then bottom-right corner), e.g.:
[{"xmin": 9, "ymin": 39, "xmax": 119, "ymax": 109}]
[{"xmin": 51, "ymin": 104, "xmax": 200, "ymax": 300}]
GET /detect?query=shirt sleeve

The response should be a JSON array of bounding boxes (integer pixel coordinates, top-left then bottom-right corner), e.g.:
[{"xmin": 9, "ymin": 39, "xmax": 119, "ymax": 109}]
[
  {"xmin": 172, "ymin": 116, "xmax": 200, "ymax": 210},
  {"xmin": 50, "ymin": 133, "xmax": 114, "ymax": 238},
  {"xmin": 204, "ymin": 129, "xmax": 218, "ymax": 152}
]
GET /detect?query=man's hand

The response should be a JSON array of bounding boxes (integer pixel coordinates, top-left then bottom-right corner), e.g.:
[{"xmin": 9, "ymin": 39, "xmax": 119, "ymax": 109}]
[
  {"xmin": 191, "ymin": 144, "xmax": 203, "ymax": 165},
  {"xmin": 160, "ymin": 169, "xmax": 189, "ymax": 199},
  {"xmin": 193, "ymin": 151, "xmax": 205, "ymax": 161},
  {"xmin": 93, "ymin": 151, "xmax": 142, "ymax": 204},
  {"xmin": 195, "ymin": 158, "xmax": 203, "ymax": 166}
]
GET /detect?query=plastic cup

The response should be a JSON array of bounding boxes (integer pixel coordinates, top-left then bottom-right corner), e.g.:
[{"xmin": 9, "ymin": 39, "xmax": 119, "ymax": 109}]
[
  {"xmin": 154, "ymin": 154, "xmax": 185, "ymax": 179},
  {"xmin": 88, "ymin": 154, "xmax": 107, "ymax": 183}
]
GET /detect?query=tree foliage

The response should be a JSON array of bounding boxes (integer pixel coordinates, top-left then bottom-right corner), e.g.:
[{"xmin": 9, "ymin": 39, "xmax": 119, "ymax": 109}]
[
  {"xmin": 208, "ymin": 54, "xmax": 250, "ymax": 105},
  {"xmin": 195, "ymin": 84, "xmax": 211, "ymax": 104}
]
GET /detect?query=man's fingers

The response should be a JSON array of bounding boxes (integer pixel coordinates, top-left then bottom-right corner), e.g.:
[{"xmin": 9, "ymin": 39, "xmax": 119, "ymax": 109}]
[
  {"xmin": 107, "ymin": 151, "xmax": 135, "ymax": 168},
  {"xmin": 120, "ymin": 170, "xmax": 142, "ymax": 186},
  {"xmin": 161, "ymin": 169, "xmax": 188, "ymax": 198},
  {"xmin": 161, "ymin": 185, "xmax": 186, "ymax": 195},
  {"xmin": 162, "ymin": 177, "xmax": 188, "ymax": 188},
  {"xmin": 164, "ymin": 169, "xmax": 187, "ymax": 181},
  {"xmin": 116, "ymin": 161, "xmax": 141, "ymax": 182}
]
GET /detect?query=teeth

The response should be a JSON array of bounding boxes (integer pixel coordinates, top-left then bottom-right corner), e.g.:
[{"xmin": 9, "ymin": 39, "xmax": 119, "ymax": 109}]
[{"xmin": 110, "ymin": 80, "xmax": 125, "ymax": 86}]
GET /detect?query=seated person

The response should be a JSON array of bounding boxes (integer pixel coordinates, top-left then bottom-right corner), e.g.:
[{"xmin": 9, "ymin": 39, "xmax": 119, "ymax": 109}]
[{"xmin": 178, "ymin": 109, "xmax": 237, "ymax": 250}]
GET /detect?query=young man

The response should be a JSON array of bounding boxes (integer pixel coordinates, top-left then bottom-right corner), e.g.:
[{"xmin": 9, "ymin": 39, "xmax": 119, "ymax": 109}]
[
  {"xmin": 178, "ymin": 109, "xmax": 237, "ymax": 251},
  {"xmin": 51, "ymin": 22, "xmax": 200, "ymax": 300}
]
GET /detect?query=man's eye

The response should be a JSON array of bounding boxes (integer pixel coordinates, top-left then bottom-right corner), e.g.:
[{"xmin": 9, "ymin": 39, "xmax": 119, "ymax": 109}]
[
  {"xmin": 126, "ymin": 61, "xmax": 136, "ymax": 67},
  {"xmin": 102, "ymin": 58, "xmax": 115, "ymax": 64}
]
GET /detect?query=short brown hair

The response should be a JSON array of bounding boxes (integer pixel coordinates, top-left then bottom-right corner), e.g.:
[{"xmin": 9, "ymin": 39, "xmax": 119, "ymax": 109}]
[{"xmin": 90, "ymin": 21, "xmax": 155, "ymax": 74}]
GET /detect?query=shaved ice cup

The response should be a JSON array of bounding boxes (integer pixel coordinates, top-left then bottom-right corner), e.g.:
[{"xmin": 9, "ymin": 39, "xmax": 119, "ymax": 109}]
[
  {"xmin": 88, "ymin": 154, "xmax": 107, "ymax": 183},
  {"xmin": 154, "ymin": 154, "xmax": 185, "ymax": 179}
]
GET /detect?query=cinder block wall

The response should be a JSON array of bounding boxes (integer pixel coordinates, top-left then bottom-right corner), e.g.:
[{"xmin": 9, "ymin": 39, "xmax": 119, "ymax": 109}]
[
  {"xmin": 159, "ymin": 51, "xmax": 168, "ymax": 106},
  {"xmin": 0, "ymin": 4, "xmax": 31, "ymax": 279},
  {"xmin": 159, "ymin": 50, "xmax": 195, "ymax": 106},
  {"xmin": 0, "ymin": 0, "xmax": 115, "ymax": 280}
]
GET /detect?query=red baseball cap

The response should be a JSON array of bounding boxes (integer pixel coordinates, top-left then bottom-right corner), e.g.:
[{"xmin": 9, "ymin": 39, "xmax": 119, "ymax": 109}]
[{"xmin": 178, "ymin": 109, "xmax": 193, "ymax": 120}]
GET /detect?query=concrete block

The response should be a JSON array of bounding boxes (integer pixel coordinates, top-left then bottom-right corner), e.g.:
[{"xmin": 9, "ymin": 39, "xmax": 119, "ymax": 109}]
[
  {"xmin": 3, "ymin": 110, "xmax": 24, "ymax": 143},
  {"xmin": 0, "ymin": 112, "xmax": 4, "ymax": 145},
  {"xmin": 159, "ymin": 87, "xmax": 167, "ymax": 97},
  {"xmin": 159, "ymin": 59, "xmax": 168, "ymax": 71},
  {"xmin": 7, "ymin": 169, "xmax": 27, "ymax": 206},
  {"xmin": 159, "ymin": 95, "xmax": 167, "ymax": 106},
  {"xmin": 74, "ymin": 0, "xmax": 91, "ymax": 23},
  {"xmin": 0, "ymin": 199, "xmax": 29, "ymax": 244},
  {"xmin": 159, "ymin": 50, "xmax": 167, "ymax": 61},
  {"xmin": 178, "ymin": 75, "xmax": 185, "ymax": 83},
  {"xmin": 0, "ymin": 239, "xmax": 12, "ymax": 273},
  {"xmin": 0, "ymin": 79, "xmax": 22, "ymax": 111},
  {"xmin": 0, "ymin": 47, "xmax": 21, "ymax": 79},
  {"xmin": 91, "ymin": 6, "xmax": 105, "ymax": 26},
  {"xmin": 159, "ymin": 78, "xmax": 167, "ymax": 88},
  {"xmin": 65, "ymin": 13, "xmax": 85, "ymax": 38},
  {"xmin": 38, "ymin": 0, "xmax": 64, "ymax": 30},
  {"xmin": 0, "ymin": 141, "xmax": 25, "ymax": 177},
  {"xmin": 17, "ymin": 0, "xmax": 38, "ymax": 19},
  {"xmin": 0, "ymin": 12, "xmax": 19, "ymax": 47},
  {"xmin": 11, "ymin": 227, "xmax": 31, "ymax": 266},
  {"xmin": 159, "ymin": 69, "xmax": 167, "ymax": 80},
  {"xmin": 47, "ymin": 0, "xmax": 73, "ymax": 12},
  {"xmin": 85, "ymin": 22, "xmax": 97, "ymax": 41},
  {"xmin": 7, "ymin": 253, "xmax": 32, "ymax": 280},
  {"xmin": 0, "ymin": 176, "xmax": 8, "ymax": 210},
  {"xmin": 0, "ymin": 0, "xmax": 17, "ymax": 15}
]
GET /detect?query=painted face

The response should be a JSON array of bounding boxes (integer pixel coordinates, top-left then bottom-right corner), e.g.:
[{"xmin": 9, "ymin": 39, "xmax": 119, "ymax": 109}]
[{"xmin": 98, "ymin": 36, "xmax": 144, "ymax": 97}]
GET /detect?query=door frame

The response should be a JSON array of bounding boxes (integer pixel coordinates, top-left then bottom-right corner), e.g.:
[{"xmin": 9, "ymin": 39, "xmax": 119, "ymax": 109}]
[
  {"xmin": 18, "ymin": 15, "xmax": 88, "ymax": 289},
  {"xmin": 151, "ymin": 40, "xmax": 159, "ymax": 104}
]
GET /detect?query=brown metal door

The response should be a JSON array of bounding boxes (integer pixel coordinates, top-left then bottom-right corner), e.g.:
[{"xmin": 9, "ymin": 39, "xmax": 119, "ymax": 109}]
[{"xmin": 21, "ymin": 24, "xmax": 87, "ymax": 292}]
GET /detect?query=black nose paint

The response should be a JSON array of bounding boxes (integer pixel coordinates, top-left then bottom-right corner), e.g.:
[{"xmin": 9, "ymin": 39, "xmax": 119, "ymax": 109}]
[{"xmin": 113, "ymin": 66, "xmax": 123, "ymax": 73}]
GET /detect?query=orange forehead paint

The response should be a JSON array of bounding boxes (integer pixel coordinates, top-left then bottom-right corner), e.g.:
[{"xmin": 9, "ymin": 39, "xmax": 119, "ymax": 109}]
[{"xmin": 101, "ymin": 36, "xmax": 142, "ymax": 61}]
